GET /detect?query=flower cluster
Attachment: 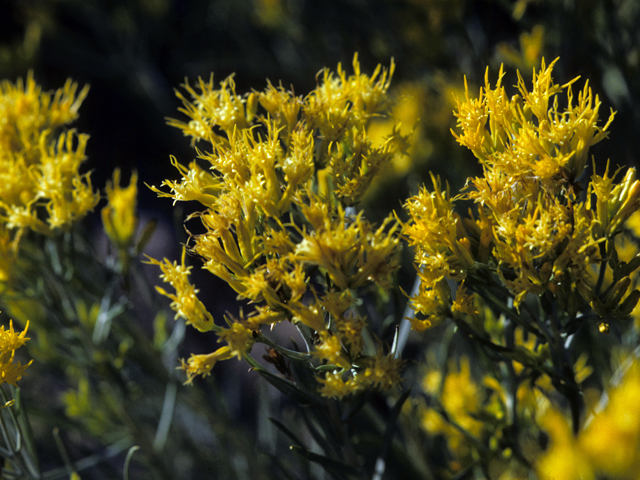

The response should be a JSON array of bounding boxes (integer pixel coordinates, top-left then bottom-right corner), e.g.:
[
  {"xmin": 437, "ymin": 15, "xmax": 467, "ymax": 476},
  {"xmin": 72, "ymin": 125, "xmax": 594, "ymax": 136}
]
[
  {"xmin": 0, "ymin": 72, "xmax": 98, "ymax": 280},
  {"xmin": 403, "ymin": 59, "xmax": 640, "ymax": 476},
  {"xmin": 404, "ymin": 58, "xmax": 639, "ymax": 327},
  {"xmin": 150, "ymin": 54, "xmax": 407, "ymax": 396},
  {"xmin": 101, "ymin": 168, "xmax": 138, "ymax": 251}
]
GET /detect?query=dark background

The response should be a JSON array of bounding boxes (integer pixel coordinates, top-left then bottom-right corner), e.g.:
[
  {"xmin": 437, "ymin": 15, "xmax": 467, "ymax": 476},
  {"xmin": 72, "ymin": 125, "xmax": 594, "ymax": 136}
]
[{"xmin": 3, "ymin": 0, "xmax": 639, "ymax": 209}]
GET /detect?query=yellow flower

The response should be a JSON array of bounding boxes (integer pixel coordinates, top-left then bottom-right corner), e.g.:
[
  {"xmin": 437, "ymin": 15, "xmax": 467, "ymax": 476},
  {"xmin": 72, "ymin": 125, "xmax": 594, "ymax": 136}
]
[
  {"xmin": 0, "ymin": 319, "xmax": 32, "ymax": 387},
  {"xmin": 408, "ymin": 278, "xmax": 451, "ymax": 331},
  {"xmin": 405, "ymin": 58, "xmax": 627, "ymax": 324},
  {"xmin": 328, "ymin": 126, "xmax": 406, "ymax": 205},
  {"xmin": 453, "ymin": 58, "xmax": 614, "ymax": 185},
  {"xmin": 180, "ymin": 347, "xmax": 234, "ymax": 384},
  {"xmin": 145, "ymin": 248, "xmax": 215, "ymax": 332},
  {"xmin": 335, "ymin": 314, "xmax": 365, "ymax": 357},
  {"xmin": 288, "ymin": 302, "xmax": 326, "ymax": 334},
  {"xmin": 316, "ymin": 353, "xmax": 402, "ymax": 399},
  {"xmin": 451, "ymin": 282, "xmax": 477, "ymax": 318},
  {"xmin": 102, "ymin": 168, "xmax": 138, "ymax": 249},
  {"xmin": 497, "ymin": 25, "xmax": 546, "ymax": 71},
  {"xmin": 0, "ymin": 73, "xmax": 97, "ymax": 254},
  {"xmin": 294, "ymin": 201, "xmax": 401, "ymax": 291},
  {"xmin": 258, "ymin": 80, "xmax": 302, "ymax": 139},
  {"xmin": 589, "ymin": 163, "xmax": 640, "ymax": 238},
  {"xmin": 536, "ymin": 356, "xmax": 640, "ymax": 479},
  {"xmin": 167, "ymin": 73, "xmax": 249, "ymax": 143},
  {"xmin": 304, "ymin": 54, "xmax": 394, "ymax": 145},
  {"xmin": 217, "ymin": 322, "xmax": 255, "ymax": 359},
  {"xmin": 580, "ymin": 357, "xmax": 640, "ymax": 477},
  {"xmin": 313, "ymin": 330, "xmax": 351, "ymax": 370},
  {"xmin": 0, "ymin": 72, "xmax": 88, "ymax": 154},
  {"xmin": 419, "ymin": 357, "xmax": 485, "ymax": 464},
  {"xmin": 367, "ymin": 82, "xmax": 423, "ymax": 176},
  {"xmin": 147, "ymin": 156, "xmax": 221, "ymax": 208},
  {"xmin": 357, "ymin": 354, "xmax": 403, "ymax": 391},
  {"xmin": 536, "ymin": 409, "xmax": 595, "ymax": 480},
  {"xmin": 153, "ymin": 54, "xmax": 405, "ymax": 386},
  {"xmin": 317, "ymin": 371, "xmax": 358, "ymax": 399},
  {"xmin": 403, "ymin": 173, "xmax": 473, "ymax": 285}
]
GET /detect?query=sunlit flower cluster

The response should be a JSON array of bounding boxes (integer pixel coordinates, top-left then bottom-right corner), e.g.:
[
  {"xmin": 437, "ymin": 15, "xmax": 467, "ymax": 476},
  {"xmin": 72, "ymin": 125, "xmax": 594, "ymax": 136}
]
[
  {"xmin": 151, "ymin": 54, "xmax": 407, "ymax": 397},
  {"xmin": 404, "ymin": 58, "xmax": 640, "ymax": 325},
  {"xmin": 0, "ymin": 72, "xmax": 98, "ymax": 280},
  {"xmin": 404, "ymin": 58, "xmax": 640, "ymax": 477}
]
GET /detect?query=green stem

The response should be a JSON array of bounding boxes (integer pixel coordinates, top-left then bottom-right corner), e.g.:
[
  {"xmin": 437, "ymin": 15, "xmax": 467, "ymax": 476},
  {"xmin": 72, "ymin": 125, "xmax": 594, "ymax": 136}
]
[
  {"xmin": 255, "ymin": 333, "xmax": 314, "ymax": 362},
  {"xmin": 594, "ymin": 243, "xmax": 608, "ymax": 297}
]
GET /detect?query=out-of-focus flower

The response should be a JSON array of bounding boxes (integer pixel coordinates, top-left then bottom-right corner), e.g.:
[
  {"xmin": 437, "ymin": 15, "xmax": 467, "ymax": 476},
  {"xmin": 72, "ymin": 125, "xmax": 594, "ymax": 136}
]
[
  {"xmin": 102, "ymin": 168, "xmax": 138, "ymax": 250},
  {"xmin": 537, "ymin": 355, "xmax": 640, "ymax": 479},
  {"xmin": 497, "ymin": 25, "xmax": 545, "ymax": 71},
  {"xmin": 418, "ymin": 357, "xmax": 490, "ymax": 470},
  {"xmin": 536, "ymin": 408, "xmax": 595, "ymax": 480},
  {"xmin": 367, "ymin": 82, "xmax": 424, "ymax": 176}
]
